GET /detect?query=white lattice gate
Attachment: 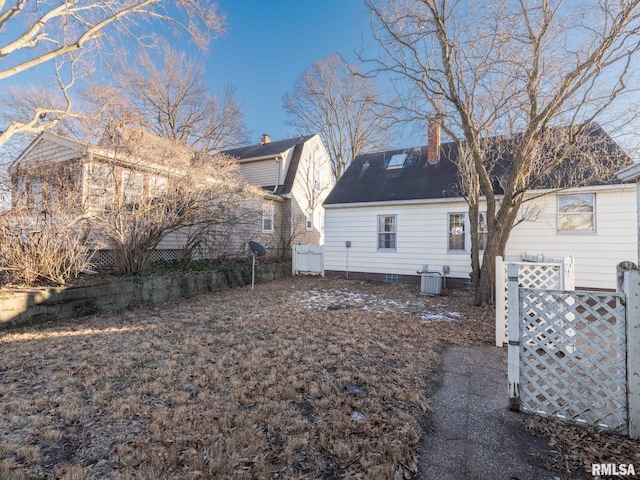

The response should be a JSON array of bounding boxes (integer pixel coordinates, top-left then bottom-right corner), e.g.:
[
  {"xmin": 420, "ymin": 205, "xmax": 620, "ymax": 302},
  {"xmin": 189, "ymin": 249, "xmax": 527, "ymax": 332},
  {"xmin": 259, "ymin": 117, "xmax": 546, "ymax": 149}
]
[
  {"xmin": 292, "ymin": 244, "xmax": 324, "ymax": 276},
  {"xmin": 507, "ymin": 265, "xmax": 640, "ymax": 439},
  {"xmin": 495, "ymin": 255, "xmax": 575, "ymax": 346}
]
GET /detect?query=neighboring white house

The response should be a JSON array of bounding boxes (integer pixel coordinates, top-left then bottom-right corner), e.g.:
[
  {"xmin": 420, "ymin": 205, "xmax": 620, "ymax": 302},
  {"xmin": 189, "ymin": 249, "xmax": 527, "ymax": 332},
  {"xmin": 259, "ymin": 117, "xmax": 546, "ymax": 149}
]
[
  {"xmin": 221, "ymin": 133, "xmax": 334, "ymax": 251},
  {"xmin": 10, "ymin": 129, "xmax": 334, "ymax": 262},
  {"xmin": 323, "ymin": 124, "xmax": 636, "ymax": 290}
]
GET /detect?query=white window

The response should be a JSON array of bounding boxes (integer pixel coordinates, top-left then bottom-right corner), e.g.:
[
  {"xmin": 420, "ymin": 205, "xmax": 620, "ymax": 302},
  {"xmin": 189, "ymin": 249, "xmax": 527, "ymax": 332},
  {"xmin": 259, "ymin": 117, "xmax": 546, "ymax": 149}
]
[
  {"xmin": 30, "ymin": 179, "xmax": 42, "ymax": 209},
  {"xmin": 16, "ymin": 178, "xmax": 26, "ymax": 206},
  {"xmin": 448, "ymin": 213, "xmax": 466, "ymax": 251},
  {"xmin": 148, "ymin": 175, "xmax": 168, "ymax": 198},
  {"xmin": 306, "ymin": 214, "xmax": 313, "ymax": 231},
  {"xmin": 86, "ymin": 163, "xmax": 115, "ymax": 211},
  {"xmin": 387, "ymin": 154, "xmax": 406, "ymax": 169},
  {"xmin": 558, "ymin": 194, "xmax": 595, "ymax": 232},
  {"xmin": 478, "ymin": 212, "xmax": 488, "ymax": 251},
  {"xmin": 122, "ymin": 170, "xmax": 144, "ymax": 205},
  {"xmin": 313, "ymin": 169, "xmax": 321, "ymax": 191},
  {"xmin": 262, "ymin": 203, "xmax": 275, "ymax": 233},
  {"xmin": 378, "ymin": 215, "xmax": 397, "ymax": 250}
]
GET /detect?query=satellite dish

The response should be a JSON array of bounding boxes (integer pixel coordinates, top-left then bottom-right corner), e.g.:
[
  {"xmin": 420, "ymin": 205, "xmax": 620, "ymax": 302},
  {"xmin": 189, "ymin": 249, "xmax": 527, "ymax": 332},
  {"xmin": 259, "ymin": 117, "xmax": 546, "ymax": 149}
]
[
  {"xmin": 248, "ymin": 241, "xmax": 267, "ymax": 290},
  {"xmin": 249, "ymin": 241, "xmax": 267, "ymax": 258}
]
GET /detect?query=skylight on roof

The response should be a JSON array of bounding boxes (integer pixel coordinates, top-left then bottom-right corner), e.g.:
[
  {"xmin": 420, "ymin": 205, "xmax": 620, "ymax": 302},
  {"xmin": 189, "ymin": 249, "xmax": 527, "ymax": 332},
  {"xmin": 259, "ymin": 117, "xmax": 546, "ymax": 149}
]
[{"xmin": 387, "ymin": 153, "xmax": 407, "ymax": 169}]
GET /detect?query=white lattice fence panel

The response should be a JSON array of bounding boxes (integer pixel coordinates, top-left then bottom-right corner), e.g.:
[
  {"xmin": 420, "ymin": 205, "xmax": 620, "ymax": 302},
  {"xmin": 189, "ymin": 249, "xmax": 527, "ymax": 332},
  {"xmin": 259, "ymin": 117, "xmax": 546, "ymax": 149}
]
[
  {"xmin": 90, "ymin": 249, "xmax": 184, "ymax": 270},
  {"xmin": 497, "ymin": 258, "xmax": 572, "ymax": 346},
  {"xmin": 519, "ymin": 288, "xmax": 628, "ymax": 433}
]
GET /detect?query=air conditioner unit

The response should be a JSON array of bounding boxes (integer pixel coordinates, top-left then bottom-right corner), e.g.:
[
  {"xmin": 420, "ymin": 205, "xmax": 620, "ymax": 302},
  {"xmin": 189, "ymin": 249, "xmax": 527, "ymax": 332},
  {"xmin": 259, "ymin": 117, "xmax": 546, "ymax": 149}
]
[{"xmin": 417, "ymin": 264, "xmax": 442, "ymax": 295}]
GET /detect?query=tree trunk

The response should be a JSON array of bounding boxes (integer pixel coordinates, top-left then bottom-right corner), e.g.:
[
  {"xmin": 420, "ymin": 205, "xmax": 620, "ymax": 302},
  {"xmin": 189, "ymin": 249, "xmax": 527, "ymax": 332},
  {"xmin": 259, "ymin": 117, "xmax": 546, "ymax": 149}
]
[{"xmin": 474, "ymin": 203, "xmax": 520, "ymax": 306}]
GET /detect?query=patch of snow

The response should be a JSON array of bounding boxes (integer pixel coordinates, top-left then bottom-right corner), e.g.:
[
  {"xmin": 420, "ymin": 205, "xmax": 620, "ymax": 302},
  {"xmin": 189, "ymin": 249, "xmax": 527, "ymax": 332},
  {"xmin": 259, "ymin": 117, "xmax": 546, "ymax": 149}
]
[{"xmin": 293, "ymin": 289, "xmax": 461, "ymax": 324}]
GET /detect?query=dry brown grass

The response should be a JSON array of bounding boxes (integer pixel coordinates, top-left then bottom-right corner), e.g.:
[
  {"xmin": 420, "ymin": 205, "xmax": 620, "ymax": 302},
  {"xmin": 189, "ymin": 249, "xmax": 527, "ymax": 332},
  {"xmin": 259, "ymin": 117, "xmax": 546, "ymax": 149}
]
[{"xmin": 0, "ymin": 277, "xmax": 493, "ymax": 479}]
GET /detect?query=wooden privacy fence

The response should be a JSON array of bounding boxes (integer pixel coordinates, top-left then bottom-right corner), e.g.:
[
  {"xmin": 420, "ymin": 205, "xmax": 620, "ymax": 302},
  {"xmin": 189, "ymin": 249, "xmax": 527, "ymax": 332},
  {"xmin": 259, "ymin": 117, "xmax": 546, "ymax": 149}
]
[
  {"xmin": 495, "ymin": 255, "xmax": 575, "ymax": 347},
  {"xmin": 507, "ymin": 264, "xmax": 640, "ymax": 439},
  {"xmin": 292, "ymin": 244, "xmax": 324, "ymax": 276}
]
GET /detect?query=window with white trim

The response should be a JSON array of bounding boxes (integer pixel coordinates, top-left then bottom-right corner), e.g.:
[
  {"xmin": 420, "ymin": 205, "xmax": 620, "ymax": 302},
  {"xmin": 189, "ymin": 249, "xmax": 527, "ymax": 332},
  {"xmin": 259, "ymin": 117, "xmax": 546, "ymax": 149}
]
[
  {"xmin": 86, "ymin": 163, "xmax": 115, "ymax": 211},
  {"xmin": 557, "ymin": 194, "xmax": 595, "ymax": 232},
  {"xmin": 262, "ymin": 203, "xmax": 275, "ymax": 233},
  {"xmin": 122, "ymin": 170, "xmax": 144, "ymax": 205},
  {"xmin": 148, "ymin": 175, "xmax": 167, "ymax": 198},
  {"xmin": 30, "ymin": 179, "xmax": 43, "ymax": 209},
  {"xmin": 448, "ymin": 213, "xmax": 466, "ymax": 251},
  {"xmin": 306, "ymin": 213, "xmax": 313, "ymax": 231},
  {"xmin": 313, "ymin": 168, "xmax": 321, "ymax": 191},
  {"xmin": 478, "ymin": 212, "xmax": 488, "ymax": 251},
  {"xmin": 378, "ymin": 214, "xmax": 397, "ymax": 250}
]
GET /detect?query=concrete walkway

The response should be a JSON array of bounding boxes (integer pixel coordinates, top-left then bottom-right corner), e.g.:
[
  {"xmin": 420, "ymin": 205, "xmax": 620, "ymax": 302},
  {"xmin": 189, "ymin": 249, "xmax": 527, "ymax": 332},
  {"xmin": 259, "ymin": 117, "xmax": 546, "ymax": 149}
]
[{"xmin": 417, "ymin": 345, "xmax": 587, "ymax": 480}]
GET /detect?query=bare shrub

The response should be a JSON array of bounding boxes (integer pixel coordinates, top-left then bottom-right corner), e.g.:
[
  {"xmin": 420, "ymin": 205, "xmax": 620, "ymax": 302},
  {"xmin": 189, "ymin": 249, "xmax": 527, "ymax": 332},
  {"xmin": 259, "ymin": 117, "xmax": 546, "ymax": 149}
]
[
  {"xmin": 86, "ymin": 126, "xmax": 263, "ymax": 275},
  {"xmin": 0, "ymin": 166, "xmax": 93, "ymax": 286}
]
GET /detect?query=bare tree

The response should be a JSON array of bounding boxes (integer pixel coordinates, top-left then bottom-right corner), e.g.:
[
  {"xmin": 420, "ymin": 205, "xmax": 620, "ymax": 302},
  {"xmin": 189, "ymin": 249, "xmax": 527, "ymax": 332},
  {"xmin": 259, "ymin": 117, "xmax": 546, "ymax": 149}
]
[
  {"xmin": 0, "ymin": 163, "xmax": 93, "ymax": 286},
  {"xmin": 84, "ymin": 47, "xmax": 250, "ymax": 152},
  {"xmin": 366, "ymin": 0, "xmax": 639, "ymax": 305},
  {"xmin": 284, "ymin": 53, "xmax": 395, "ymax": 182},
  {"xmin": 0, "ymin": 0, "xmax": 226, "ymax": 147},
  {"xmin": 86, "ymin": 126, "xmax": 262, "ymax": 274}
]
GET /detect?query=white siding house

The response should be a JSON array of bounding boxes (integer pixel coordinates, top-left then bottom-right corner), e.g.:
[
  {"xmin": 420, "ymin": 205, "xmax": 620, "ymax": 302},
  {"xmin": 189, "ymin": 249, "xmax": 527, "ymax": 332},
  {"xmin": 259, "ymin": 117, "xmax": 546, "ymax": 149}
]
[
  {"xmin": 323, "ymin": 123, "xmax": 635, "ymax": 290},
  {"xmin": 324, "ymin": 186, "xmax": 636, "ymax": 290},
  {"xmin": 222, "ymin": 134, "xmax": 333, "ymax": 250}
]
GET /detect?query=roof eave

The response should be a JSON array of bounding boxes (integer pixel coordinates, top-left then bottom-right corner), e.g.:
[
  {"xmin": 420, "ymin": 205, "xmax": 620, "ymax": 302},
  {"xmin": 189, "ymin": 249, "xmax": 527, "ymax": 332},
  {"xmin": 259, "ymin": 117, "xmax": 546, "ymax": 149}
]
[{"xmin": 616, "ymin": 163, "xmax": 640, "ymax": 182}]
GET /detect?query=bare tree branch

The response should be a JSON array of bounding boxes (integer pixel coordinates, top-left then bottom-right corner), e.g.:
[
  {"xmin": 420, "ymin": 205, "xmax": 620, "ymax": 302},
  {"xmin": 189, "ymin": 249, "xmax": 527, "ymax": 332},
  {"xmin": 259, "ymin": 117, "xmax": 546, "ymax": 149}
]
[
  {"xmin": 284, "ymin": 53, "xmax": 396, "ymax": 182},
  {"xmin": 366, "ymin": 0, "xmax": 640, "ymax": 305}
]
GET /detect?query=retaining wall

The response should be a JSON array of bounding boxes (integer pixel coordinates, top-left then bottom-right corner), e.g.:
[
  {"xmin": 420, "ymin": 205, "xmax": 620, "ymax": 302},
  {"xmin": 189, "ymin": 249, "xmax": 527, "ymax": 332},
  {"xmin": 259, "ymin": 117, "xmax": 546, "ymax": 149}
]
[{"xmin": 0, "ymin": 262, "xmax": 291, "ymax": 329}]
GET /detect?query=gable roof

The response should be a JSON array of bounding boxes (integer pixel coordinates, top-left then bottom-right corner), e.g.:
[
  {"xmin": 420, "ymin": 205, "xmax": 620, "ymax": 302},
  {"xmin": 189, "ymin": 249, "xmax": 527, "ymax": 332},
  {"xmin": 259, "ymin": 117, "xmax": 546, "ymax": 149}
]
[
  {"xmin": 221, "ymin": 134, "xmax": 318, "ymax": 196},
  {"xmin": 324, "ymin": 124, "xmax": 630, "ymax": 206},
  {"xmin": 11, "ymin": 126, "xmax": 220, "ymax": 178},
  {"xmin": 221, "ymin": 134, "xmax": 316, "ymax": 161}
]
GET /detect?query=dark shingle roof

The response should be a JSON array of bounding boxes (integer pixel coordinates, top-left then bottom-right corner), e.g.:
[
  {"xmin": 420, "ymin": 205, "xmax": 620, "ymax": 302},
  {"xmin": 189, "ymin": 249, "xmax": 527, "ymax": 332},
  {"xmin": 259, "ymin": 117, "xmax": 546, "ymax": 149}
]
[
  {"xmin": 221, "ymin": 135, "xmax": 315, "ymax": 160},
  {"xmin": 324, "ymin": 124, "xmax": 630, "ymax": 206},
  {"xmin": 323, "ymin": 144, "xmax": 461, "ymax": 205}
]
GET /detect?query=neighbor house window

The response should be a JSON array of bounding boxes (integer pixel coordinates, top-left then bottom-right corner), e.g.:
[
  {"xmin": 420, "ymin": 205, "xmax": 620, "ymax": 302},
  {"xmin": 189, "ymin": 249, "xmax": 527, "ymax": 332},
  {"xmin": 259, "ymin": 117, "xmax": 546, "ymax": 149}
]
[
  {"xmin": 313, "ymin": 169, "xmax": 321, "ymax": 191},
  {"xmin": 30, "ymin": 179, "xmax": 42, "ymax": 210},
  {"xmin": 148, "ymin": 175, "xmax": 168, "ymax": 198},
  {"xmin": 478, "ymin": 212, "xmax": 488, "ymax": 251},
  {"xmin": 306, "ymin": 213, "xmax": 313, "ymax": 231},
  {"xmin": 86, "ymin": 163, "xmax": 115, "ymax": 211},
  {"xmin": 262, "ymin": 203, "xmax": 275, "ymax": 233},
  {"xmin": 557, "ymin": 194, "xmax": 595, "ymax": 232},
  {"xmin": 378, "ymin": 215, "xmax": 397, "ymax": 250},
  {"xmin": 121, "ymin": 170, "xmax": 144, "ymax": 205},
  {"xmin": 16, "ymin": 177, "xmax": 26, "ymax": 206},
  {"xmin": 448, "ymin": 213, "xmax": 466, "ymax": 251}
]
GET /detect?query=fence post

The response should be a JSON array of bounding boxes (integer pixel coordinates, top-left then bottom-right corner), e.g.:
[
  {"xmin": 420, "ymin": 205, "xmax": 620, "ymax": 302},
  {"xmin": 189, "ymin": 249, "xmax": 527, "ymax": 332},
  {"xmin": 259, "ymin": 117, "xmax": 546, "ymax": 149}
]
[
  {"xmin": 562, "ymin": 256, "xmax": 575, "ymax": 290},
  {"xmin": 507, "ymin": 263, "xmax": 521, "ymax": 411},
  {"xmin": 292, "ymin": 245, "xmax": 297, "ymax": 276},
  {"xmin": 624, "ymin": 269, "xmax": 640, "ymax": 440},
  {"xmin": 495, "ymin": 256, "xmax": 506, "ymax": 347}
]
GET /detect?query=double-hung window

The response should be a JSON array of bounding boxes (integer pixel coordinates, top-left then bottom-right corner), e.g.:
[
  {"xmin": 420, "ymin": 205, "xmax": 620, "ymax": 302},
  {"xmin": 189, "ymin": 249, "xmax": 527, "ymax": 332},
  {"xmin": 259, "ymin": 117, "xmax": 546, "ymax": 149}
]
[
  {"xmin": 448, "ymin": 213, "xmax": 466, "ymax": 251},
  {"xmin": 378, "ymin": 215, "xmax": 397, "ymax": 250},
  {"xmin": 262, "ymin": 203, "xmax": 275, "ymax": 233},
  {"xmin": 122, "ymin": 170, "xmax": 144, "ymax": 207},
  {"xmin": 557, "ymin": 194, "xmax": 595, "ymax": 232},
  {"xmin": 477, "ymin": 212, "xmax": 488, "ymax": 251}
]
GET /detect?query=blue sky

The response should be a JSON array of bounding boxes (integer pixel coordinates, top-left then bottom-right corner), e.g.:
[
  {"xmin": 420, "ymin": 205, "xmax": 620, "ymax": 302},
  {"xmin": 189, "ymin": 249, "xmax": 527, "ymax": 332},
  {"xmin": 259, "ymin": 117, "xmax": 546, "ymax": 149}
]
[{"xmin": 204, "ymin": 1, "xmax": 377, "ymax": 144}]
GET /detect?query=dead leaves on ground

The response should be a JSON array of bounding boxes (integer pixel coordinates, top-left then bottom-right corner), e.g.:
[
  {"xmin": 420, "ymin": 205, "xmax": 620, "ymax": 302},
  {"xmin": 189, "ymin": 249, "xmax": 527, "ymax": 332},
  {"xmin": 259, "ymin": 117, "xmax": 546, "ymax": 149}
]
[{"xmin": 0, "ymin": 277, "xmax": 491, "ymax": 479}]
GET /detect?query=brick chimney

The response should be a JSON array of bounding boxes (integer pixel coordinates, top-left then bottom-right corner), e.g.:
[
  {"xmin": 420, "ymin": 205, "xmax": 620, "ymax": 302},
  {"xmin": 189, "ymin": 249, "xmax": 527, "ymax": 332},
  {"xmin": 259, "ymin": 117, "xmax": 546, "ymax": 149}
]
[
  {"xmin": 427, "ymin": 115, "xmax": 442, "ymax": 165},
  {"xmin": 261, "ymin": 133, "xmax": 271, "ymax": 145}
]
